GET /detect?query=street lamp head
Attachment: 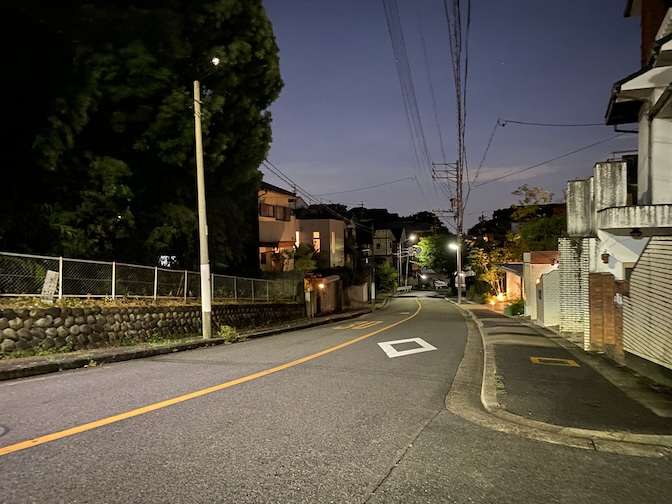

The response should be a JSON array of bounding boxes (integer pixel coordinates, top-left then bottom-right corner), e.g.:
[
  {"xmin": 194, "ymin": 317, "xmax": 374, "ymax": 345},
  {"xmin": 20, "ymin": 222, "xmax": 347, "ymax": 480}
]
[
  {"xmin": 409, "ymin": 234, "xmax": 416, "ymax": 242},
  {"xmin": 211, "ymin": 57, "xmax": 220, "ymax": 66},
  {"xmin": 448, "ymin": 243, "xmax": 458, "ymax": 251}
]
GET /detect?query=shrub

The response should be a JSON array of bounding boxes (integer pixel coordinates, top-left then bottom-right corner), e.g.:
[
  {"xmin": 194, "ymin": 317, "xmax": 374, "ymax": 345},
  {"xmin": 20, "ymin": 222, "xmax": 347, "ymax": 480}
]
[
  {"xmin": 504, "ymin": 298, "xmax": 525, "ymax": 316},
  {"xmin": 375, "ymin": 264, "xmax": 398, "ymax": 293}
]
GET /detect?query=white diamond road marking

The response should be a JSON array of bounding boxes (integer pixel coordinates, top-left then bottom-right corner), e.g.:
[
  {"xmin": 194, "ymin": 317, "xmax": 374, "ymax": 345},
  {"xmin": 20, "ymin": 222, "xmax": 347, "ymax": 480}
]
[{"xmin": 377, "ymin": 338, "xmax": 437, "ymax": 358}]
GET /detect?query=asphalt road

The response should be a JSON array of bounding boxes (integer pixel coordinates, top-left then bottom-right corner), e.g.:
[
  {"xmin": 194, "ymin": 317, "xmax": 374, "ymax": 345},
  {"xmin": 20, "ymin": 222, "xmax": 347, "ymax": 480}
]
[{"xmin": 1, "ymin": 293, "xmax": 671, "ymax": 503}]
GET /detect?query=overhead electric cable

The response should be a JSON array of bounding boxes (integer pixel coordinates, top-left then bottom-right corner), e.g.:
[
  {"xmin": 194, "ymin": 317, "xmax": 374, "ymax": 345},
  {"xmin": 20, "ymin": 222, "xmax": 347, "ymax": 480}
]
[
  {"xmin": 382, "ymin": 0, "xmax": 436, "ymax": 214},
  {"xmin": 465, "ymin": 118, "xmax": 501, "ymax": 201},
  {"xmin": 262, "ymin": 160, "xmax": 372, "ymax": 231},
  {"xmin": 501, "ymin": 119, "xmax": 606, "ymax": 127},
  {"xmin": 472, "ymin": 134, "xmax": 625, "ymax": 188},
  {"xmin": 313, "ymin": 176, "xmax": 415, "ymax": 197}
]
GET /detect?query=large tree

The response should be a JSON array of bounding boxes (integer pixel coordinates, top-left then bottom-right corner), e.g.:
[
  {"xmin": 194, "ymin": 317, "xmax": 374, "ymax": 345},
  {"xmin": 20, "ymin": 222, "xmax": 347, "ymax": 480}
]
[
  {"xmin": 4, "ymin": 1, "xmax": 282, "ymax": 273},
  {"xmin": 414, "ymin": 234, "xmax": 457, "ymax": 275}
]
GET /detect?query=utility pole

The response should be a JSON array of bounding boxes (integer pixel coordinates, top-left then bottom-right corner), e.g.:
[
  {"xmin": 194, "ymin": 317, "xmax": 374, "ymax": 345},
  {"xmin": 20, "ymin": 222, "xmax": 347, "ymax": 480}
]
[
  {"xmin": 193, "ymin": 81, "xmax": 212, "ymax": 339},
  {"xmin": 371, "ymin": 222, "xmax": 376, "ymax": 311},
  {"xmin": 432, "ymin": 162, "xmax": 463, "ymax": 304}
]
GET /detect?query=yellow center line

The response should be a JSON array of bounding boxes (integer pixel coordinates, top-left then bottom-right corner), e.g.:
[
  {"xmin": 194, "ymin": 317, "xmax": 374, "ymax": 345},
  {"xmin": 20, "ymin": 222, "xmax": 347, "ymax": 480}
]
[{"xmin": 0, "ymin": 299, "xmax": 422, "ymax": 457}]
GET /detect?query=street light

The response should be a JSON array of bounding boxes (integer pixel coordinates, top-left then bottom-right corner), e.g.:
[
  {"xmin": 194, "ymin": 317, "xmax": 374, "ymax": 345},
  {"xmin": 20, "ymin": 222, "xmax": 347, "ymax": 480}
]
[
  {"xmin": 448, "ymin": 242, "xmax": 462, "ymax": 304},
  {"xmin": 398, "ymin": 234, "xmax": 416, "ymax": 287}
]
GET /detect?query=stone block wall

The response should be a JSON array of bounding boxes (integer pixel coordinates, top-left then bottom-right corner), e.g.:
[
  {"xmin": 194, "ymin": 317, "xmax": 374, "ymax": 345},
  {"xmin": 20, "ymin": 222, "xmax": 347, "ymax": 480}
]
[{"xmin": 0, "ymin": 303, "xmax": 305, "ymax": 353}]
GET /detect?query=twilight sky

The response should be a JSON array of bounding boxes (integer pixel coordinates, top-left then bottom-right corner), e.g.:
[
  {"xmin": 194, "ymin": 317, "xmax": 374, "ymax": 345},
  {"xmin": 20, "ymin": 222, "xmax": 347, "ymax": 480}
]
[{"xmin": 261, "ymin": 0, "xmax": 640, "ymax": 231}]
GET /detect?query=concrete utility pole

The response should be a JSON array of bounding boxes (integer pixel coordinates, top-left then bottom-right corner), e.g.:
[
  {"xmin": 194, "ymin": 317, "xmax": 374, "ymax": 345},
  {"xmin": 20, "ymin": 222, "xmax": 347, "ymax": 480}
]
[
  {"xmin": 193, "ymin": 80, "xmax": 212, "ymax": 339},
  {"xmin": 432, "ymin": 162, "xmax": 462, "ymax": 304}
]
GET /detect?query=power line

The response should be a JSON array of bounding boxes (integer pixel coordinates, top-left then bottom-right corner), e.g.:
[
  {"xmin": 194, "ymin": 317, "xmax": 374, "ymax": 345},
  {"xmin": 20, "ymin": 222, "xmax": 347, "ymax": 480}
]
[
  {"xmin": 472, "ymin": 133, "xmax": 625, "ymax": 188},
  {"xmin": 465, "ymin": 118, "xmax": 500, "ymax": 201},
  {"xmin": 261, "ymin": 160, "xmax": 372, "ymax": 231},
  {"xmin": 382, "ymin": 0, "xmax": 435, "ymax": 213},
  {"xmin": 313, "ymin": 176, "xmax": 415, "ymax": 196},
  {"xmin": 501, "ymin": 119, "xmax": 606, "ymax": 127}
]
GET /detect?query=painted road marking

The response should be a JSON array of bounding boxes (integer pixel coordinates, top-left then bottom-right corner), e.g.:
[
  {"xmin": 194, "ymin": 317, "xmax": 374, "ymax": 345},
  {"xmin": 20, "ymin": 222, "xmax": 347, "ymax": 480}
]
[
  {"xmin": 0, "ymin": 301, "xmax": 422, "ymax": 458},
  {"xmin": 530, "ymin": 356, "xmax": 580, "ymax": 367},
  {"xmin": 334, "ymin": 321, "xmax": 383, "ymax": 330},
  {"xmin": 378, "ymin": 338, "xmax": 437, "ymax": 358}
]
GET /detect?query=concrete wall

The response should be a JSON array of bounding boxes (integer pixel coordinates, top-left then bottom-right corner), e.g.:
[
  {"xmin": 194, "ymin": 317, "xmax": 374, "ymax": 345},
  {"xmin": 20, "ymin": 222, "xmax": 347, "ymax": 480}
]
[
  {"xmin": 537, "ymin": 269, "xmax": 560, "ymax": 328},
  {"xmin": 638, "ymin": 101, "xmax": 672, "ymax": 205},
  {"xmin": 595, "ymin": 162, "xmax": 627, "ymax": 211},
  {"xmin": 594, "ymin": 230, "xmax": 649, "ymax": 280},
  {"xmin": 523, "ymin": 253, "xmax": 559, "ymax": 320},
  {"xmin": 566, "ymin": 178, "xmax": 595, "ymax": 237}
]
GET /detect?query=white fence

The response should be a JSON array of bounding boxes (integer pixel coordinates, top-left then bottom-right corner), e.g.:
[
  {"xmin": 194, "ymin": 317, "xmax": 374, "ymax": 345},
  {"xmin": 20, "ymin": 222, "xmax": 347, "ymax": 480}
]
[{"xmin": 0, "ymin": 251, "xmax": 298, "ymax": 302}]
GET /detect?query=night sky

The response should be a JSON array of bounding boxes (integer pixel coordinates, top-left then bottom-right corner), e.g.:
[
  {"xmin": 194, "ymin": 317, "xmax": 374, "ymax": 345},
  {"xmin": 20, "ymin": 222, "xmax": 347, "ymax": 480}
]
[{"xmin": 262, "ymin": 0, "xmax": 640, "ymax": 230}]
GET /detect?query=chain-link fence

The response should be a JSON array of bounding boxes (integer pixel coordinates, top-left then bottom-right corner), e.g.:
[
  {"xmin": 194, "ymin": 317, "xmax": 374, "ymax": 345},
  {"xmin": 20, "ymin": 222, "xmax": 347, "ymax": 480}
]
[{"xmin": 0, "ymin": 251, "xmax": 299, "ymax": 302}]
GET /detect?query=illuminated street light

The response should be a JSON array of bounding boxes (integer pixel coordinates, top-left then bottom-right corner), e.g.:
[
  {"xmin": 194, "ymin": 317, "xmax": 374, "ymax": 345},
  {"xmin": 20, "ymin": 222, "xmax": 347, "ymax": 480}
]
[{"xmin": 448, "ymin": 242, "xmax": 462, "ymax": 303}]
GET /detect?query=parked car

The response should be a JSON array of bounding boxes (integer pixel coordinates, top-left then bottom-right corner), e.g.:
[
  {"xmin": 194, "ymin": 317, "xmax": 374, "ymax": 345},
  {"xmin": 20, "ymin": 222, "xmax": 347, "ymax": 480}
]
[{"xmin": 433, "ymin": 279, "xmax": 448, "ymax": 289}]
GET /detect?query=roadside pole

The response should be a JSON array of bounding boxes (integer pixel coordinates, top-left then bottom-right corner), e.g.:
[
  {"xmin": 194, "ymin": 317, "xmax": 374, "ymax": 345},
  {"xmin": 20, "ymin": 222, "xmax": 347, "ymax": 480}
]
[{"xmin": 193, "ymin": 81, "xmax": 212, "ymax": 339}]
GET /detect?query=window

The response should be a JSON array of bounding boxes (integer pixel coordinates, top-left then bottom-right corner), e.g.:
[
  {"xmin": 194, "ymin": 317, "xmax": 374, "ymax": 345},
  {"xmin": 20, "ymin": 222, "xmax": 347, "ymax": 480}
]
[
  {"xmin": 275, "ymin": 206, "xmax": 291, "ymax": 221},
  {"xmin": 313, "ymin": 231, "xmax": 321, "ymax": 252},
  {"xmin": 331, "ymin": 231, "xmax": 336, "ymax": 254},
  {"xmin": 259, "ymin": 203, "xmax": 275, "ymax": 218},
  {"xmin": 376, "ymin": 243, "xmax": 381, "ymax": 250}
]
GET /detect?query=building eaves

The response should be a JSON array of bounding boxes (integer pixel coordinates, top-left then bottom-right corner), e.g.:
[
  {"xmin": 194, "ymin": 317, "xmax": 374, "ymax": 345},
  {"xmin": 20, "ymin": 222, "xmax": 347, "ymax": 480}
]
[{"xmin": 260, "ymin": 181, "xmax": 296, "ymax": 197}]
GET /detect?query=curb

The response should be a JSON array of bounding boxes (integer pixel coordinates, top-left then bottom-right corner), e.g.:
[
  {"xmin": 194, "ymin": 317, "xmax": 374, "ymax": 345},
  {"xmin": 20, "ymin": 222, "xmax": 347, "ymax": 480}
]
[
  {"xmin": 0, "ymin": 306, "xmax": 384, "ymax": 382},
  {"xmin": 449, "ymin": 301, "xmax": 672, "ymax": 457}
]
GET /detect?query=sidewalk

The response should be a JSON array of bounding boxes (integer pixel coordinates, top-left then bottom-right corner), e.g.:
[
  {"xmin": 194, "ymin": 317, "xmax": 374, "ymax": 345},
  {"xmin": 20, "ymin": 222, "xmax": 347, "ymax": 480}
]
[
  {"xmin": 458, "ymin": 302, "xmax": 672, "ymax": 450},
  {"xmin": 0, "ymin": 301, "xmax": 387, "ymax": 381}
]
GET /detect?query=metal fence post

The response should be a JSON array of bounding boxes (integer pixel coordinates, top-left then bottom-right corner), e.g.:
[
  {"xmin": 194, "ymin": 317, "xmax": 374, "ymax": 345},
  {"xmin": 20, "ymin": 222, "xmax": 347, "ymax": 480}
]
[
  {"xmin": 154, "ymin": 267, "xmax": 158, "ymax": 300},
  {"xmin": 211, "ymin": 272, "xmax": 215, "ymax": 301},
  {"xmin": 58, "ymin": 257, "xmax": 63, "ymax": 299},
  {"xmin": 252, "ymin": 280, "xmax": 255, "ymax": 302},
  {"xmin": 234, "ymin": 277, "xmax": 237, "ymax": 301},
  {"xmin": 184, "ymin": 270, "xmax": 188, "ymax": 302},
  {"xmin": 266, "ymin": 280, "xmax": 269, "ymax": 302},
  {"xmin": 111, "ymin": 262, "xmax": 116, "ymax": 299}
]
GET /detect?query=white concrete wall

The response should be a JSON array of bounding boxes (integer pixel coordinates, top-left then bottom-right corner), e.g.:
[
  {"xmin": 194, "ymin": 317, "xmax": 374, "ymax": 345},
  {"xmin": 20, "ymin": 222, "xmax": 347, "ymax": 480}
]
[
  {"xmin": 566, "ymin": 178, "xmax": 595, "ymax": 237},
  {"xmin": 594, "ymin": 230, "xmax": 650, "ymax": 280},
  {"xmin": 637, "ymin": 97, "xmax": 672, "ymax": 205},
  {"xmin": 537, "ymin": 269, "xmax": 560, "ymax": 328},
  {"xmin": 595, "ymin": 162, "xmax": 627, "ymax": 211}
]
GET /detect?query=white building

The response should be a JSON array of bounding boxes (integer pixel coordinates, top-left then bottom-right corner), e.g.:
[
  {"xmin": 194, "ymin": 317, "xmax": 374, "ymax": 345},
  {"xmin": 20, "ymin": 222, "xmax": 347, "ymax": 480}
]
[{"xmin": 559, "ymin": 1, "xmax": 672, "ymax": 385}]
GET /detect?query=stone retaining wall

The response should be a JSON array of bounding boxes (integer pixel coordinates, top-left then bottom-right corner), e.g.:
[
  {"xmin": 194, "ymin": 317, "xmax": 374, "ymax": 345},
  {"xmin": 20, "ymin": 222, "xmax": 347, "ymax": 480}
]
[{"xmin": 0, "ymin": 303, "xmax": 305, "ymax": 353}]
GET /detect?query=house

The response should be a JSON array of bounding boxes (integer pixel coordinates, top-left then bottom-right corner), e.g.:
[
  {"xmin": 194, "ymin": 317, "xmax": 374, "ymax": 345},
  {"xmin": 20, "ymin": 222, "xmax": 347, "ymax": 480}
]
[
  {"xmin": 296, "ymin": 204, "xmax": 348, "ymax": 269},
  {"xmin": 258, "ymin": 182, "xmax": 305, "ymax": 272},
  {"xmin": 559, "ymin": 0, "xmax": 672, "ymax": 385}
]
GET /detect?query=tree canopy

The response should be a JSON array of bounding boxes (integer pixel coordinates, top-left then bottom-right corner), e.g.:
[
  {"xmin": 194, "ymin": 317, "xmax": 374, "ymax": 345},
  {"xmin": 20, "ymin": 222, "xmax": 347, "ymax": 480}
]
[
  {"xmin": 5, "ymin": 1, "xmax": 282, "ymax": 273},
  {"xmin": 414, "ymin": 234, "xmax": 457, "ymax": 274}
]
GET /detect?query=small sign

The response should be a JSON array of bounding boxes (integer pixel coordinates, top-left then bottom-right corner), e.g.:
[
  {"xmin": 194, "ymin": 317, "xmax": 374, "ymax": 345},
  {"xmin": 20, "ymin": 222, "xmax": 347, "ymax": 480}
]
[{"xmin": 40, "ymin": 270, "xmax": 59, "ymax": 303}]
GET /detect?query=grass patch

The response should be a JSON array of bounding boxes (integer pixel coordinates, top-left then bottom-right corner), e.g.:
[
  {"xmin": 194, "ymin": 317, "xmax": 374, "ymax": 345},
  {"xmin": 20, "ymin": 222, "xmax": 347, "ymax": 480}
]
[{"xmin": 217, "ymin": 325, "xmax": 246, "ymax": 344}]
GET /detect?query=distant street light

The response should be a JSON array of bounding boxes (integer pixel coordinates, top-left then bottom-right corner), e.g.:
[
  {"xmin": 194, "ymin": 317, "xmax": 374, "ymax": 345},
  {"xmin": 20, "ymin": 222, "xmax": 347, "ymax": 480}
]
[
  {"xmin": 398, "ymin": 234, "xmax": 416, "ymax": 287},
  {"xmin": 448, "ymin": 242, "xmax": 462, "ymax": 303}
]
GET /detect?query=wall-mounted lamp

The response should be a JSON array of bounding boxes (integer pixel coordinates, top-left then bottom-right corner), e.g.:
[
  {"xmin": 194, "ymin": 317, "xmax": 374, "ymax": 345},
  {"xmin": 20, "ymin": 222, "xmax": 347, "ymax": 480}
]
[
  {"xmin": 601, "ymin": 251, "xmax": 610, "ymax": 264},
  {"xmin": 630, "ymin": 228, "xmax": 643, "ymax": 239}
]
